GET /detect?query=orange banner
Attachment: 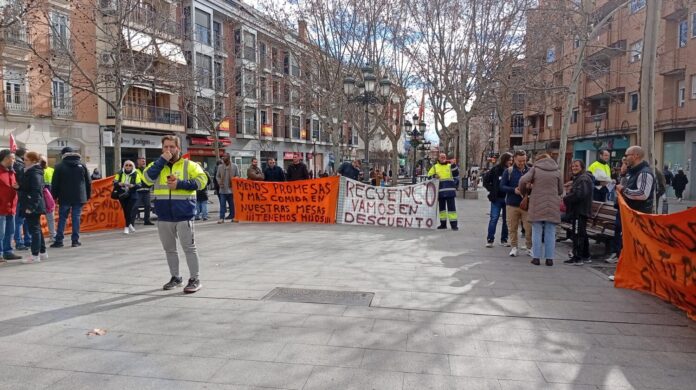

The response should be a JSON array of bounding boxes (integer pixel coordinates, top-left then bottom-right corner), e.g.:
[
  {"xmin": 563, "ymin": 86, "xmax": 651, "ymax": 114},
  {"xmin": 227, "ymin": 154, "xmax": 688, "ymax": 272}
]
[
  {"xmin": 232, "ymin": 177, "xmax": 340, "ymax": 224},
  {"xmin": 615, "ymin": 194, "xmax": 696, "ymax": 320},
  {"xmin": 41, "ymin": 176, "xmax": 125, "ymax": 234}
]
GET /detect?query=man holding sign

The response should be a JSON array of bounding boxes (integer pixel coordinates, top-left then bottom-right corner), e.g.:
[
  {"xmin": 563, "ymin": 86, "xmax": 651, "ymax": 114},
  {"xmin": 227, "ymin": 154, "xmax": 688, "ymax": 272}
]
[
  {"xmin": 143, "ymin": 135, "xmax": 208, "ymax": 294},
  {"xmin": 428, "ymin": 153, "xmax": 459, "ymax": 231}
]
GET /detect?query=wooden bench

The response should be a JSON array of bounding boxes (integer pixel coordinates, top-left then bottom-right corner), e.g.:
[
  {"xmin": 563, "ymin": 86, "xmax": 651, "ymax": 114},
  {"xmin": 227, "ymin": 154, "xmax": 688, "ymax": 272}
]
[{"xmin": 559, "ymin": 201, "xmax": 617, "ymax": 255}]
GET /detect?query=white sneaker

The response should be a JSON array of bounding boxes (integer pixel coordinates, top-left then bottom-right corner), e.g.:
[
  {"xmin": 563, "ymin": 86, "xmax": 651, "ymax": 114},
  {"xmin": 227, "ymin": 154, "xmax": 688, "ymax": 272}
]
[
  {"xmin": 485, "ymin": 242, "xmax": 493, "ymax": 248},
  {"xmin": 22, "ymin": 255, "xmax": 39, "ymax": 264},
  {"xmin": 509, "ymin": 247, "xmax": 518, "ymax": 257},
  {"xmin": 520, "ymin": 244, "xmax": 527, "ymax": 250},
  {"xmin": 39, "ymin": 253, "xmax": 48, "ymax": 261},
  {"xmin": 605, "ymin": 253, "xmax": 619, "ymax": 264},
  {"xmin": 123, "ymin": 228, "xmax": 130, "ymax": 235},
  {"xmin": 500, "ymin": 242, "xmax": 511, "ymax": 247},
  {"xmin": 128, "ymin": 224, "xmax": 136, "ymax": 233},
  {"xmin": 608, "ymin": 275, "xmax": 615, "ymax": 281},
  {"xmin": 526, "ymin": 249, "xmax": 533, "ymax": 257}
]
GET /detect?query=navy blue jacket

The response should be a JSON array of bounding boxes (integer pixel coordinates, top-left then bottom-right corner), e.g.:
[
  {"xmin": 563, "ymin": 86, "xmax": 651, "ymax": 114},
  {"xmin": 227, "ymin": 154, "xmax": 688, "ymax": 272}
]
[
  {"xmin": 264, "ymin": 166, "xmax": 286, "ymax": 182},
  {"xmin": 500, "ymin": 165, "xmax": 529, "ymax": 207},
  {"xmin": 338, "ymin": 162, "xmax": 361, "ymax": 180}
]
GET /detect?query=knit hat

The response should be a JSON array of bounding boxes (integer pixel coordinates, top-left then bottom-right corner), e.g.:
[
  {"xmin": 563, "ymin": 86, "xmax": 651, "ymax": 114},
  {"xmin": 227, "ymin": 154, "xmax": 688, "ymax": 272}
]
[{"xmin": 61, "ymin": 146, "xmax": 74, "ymax": 155}]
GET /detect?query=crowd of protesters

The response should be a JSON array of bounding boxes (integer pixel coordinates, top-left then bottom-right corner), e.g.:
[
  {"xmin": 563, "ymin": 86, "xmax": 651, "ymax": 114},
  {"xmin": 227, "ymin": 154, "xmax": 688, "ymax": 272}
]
[{"xmin": 483, "ymin": 146, "xmax": 658, "ymax": 271}]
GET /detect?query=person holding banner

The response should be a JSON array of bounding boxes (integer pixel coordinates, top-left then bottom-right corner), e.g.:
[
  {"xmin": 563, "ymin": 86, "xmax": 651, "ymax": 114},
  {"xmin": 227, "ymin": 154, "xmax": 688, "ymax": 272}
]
[
  {"xmin": 428, "ymin": 153, "xmax": 459, "ymax": 231},
  {"xmin": 616, "ymin": 146, "xmax": 655, "ymax": 214},
  {"xmin": 338, "ymin": 159, "xmax": 361, "ymax": 181},
  {"xmin": 143, "ymin": 135, "xmax": 208, "ymax": 294}
]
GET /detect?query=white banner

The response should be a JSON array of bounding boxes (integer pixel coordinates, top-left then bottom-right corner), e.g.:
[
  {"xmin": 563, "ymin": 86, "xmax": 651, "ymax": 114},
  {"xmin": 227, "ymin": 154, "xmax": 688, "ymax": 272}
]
[{"xmin": 336, "ymin": 178, "xmax": 439, "ymax": 229}]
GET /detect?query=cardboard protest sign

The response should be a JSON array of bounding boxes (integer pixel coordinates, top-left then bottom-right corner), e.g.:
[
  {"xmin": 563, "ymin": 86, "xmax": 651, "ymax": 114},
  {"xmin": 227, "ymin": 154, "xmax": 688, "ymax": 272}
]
[
  {"xmin": 42, "ymin": 176, "xmax": 125, "ymax": 235},
  {"xmin": 615, "ymin": 194, "xmax": 696, "ymax": 320},
  {"xmin": 232, "ymin": 177, "xmax": 340, "ymax": 224},
  {"xmin": 336, "ymin": 178, "xmax": 439, "ymax": 229}
]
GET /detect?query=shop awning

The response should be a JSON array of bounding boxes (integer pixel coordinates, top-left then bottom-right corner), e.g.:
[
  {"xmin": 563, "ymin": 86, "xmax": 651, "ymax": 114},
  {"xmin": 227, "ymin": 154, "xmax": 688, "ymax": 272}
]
[{"xmin": 188, "ymin": 136, "xmax": 231, "ymax": 146}]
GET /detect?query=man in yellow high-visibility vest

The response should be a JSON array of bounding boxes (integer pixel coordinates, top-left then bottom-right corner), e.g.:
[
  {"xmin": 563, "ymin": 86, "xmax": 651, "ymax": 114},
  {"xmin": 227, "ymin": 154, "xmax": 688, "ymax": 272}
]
[
  {"xmin": 143, "ymin": 135, "xmax": 208, "ymax": 293},
  {"xmin": 428, "ymin": 153, "xmax": 459, "ymax": 230}
]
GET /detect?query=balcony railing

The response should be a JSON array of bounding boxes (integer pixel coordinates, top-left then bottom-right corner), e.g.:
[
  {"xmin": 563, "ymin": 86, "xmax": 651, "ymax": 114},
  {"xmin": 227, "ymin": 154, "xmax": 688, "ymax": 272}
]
[
  {"xmin": 131, "ymin": 6, "xmax": 181, "ymax": 37},
  {"xmin": 194, "ymin": 25, "xmax": 211, "ymax": 46},
  {"xmin": 4, "ymin": 92, "xmax": 32, "ymax": 114},
  {"xmin": 213, "ymin": 34, "xmax": 225, "ymax": 53},
  {"xmin": 2, "ymin": 26, "xmax": 27, "ymax": 45},
  {"xmin": 52, "ymin": 100, "xmax": 73, "ymax": 119},
  {"xmin": 108, "ymin": 103, "xmax": 182, "ymax": 125}
]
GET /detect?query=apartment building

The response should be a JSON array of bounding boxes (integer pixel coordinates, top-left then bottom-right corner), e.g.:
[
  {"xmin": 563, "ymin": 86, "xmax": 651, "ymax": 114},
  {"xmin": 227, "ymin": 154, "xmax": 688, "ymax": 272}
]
[
  {"xmin": 1, "ymin": 0, "xmax": 100, "ymax": 167},
  {"xmin": 523, "ymin": 0, "xmax": 695, "ymax": 199}
]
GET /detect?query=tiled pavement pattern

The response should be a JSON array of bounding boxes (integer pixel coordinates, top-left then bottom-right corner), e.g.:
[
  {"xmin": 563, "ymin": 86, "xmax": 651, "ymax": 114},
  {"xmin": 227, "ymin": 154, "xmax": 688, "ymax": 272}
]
[{"xmin": 1, "ymin": 193, "xmax": 695, "ymax": 389}]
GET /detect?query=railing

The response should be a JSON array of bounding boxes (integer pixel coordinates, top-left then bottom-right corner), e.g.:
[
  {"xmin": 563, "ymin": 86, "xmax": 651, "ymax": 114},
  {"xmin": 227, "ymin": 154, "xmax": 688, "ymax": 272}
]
[
  {"xmin": 52, "ymin": 100, "xmax": 73, "ymax": 119},
  {"xmin": 107, "ymin": 103, "xmax": 182, "ymax": 125},
  {"xmin": 243, "ymin": 46, "xmax": 256, "ymax": 62},
  {"xmin": 3, "ymin": 26, "xmax": 27, "ymax": 45},
  {"xmin": 213, "ymin": 34, "xmax": 225, "ymax": 53},
  {"xmin": 4, "ymin": 92, "xmax": 31, "ymax": 114},
  {"xmin": 194, "ymin": 24, "xmax": 211, "ymax": 46},
  {"xmin": 131, "ymin": 6, "xmax": 181, "ymax": 37}
]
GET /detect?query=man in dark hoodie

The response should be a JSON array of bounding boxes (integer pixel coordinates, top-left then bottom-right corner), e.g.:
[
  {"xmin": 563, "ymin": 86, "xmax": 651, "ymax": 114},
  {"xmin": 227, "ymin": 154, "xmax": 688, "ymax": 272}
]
[{"xmin": 50, "ymin": 147, "xmax": 92, "ymax": 248}]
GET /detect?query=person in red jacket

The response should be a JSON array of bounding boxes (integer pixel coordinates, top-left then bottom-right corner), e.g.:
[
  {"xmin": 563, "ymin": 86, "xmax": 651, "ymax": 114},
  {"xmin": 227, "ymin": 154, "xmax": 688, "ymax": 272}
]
[{"xmin": 0, "ymin": 149, "xmax": 22, "ymax": 262}]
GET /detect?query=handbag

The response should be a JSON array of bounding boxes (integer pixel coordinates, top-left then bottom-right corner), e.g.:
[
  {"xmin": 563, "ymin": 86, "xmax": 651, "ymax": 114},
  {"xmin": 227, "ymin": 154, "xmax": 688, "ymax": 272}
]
[{"xmin": 518, "ymin": 168, "xmax": 535, "ymax": 211}]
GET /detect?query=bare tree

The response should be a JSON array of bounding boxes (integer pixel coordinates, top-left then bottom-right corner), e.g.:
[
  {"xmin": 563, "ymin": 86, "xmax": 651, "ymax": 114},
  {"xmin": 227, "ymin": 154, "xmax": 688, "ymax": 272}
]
[{"xmin": 25, "ymin": 0, "xmax": 186, "ymax": 170}]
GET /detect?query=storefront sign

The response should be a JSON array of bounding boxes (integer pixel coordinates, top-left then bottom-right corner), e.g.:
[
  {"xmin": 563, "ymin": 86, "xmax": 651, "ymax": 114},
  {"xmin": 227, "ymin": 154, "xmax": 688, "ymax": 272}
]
[
  {"xmin": 232, "ymin": 177, "xmax": 340, "ymax": 224},
  {"xmin": 284, "ymin": 152, "xmax": 304, "ymax": 160},
  {"xmin": 103, "ymin": 131, "xmax": 164, "ymax": 149},
  {"xmin": 615, "ymin": 194, "xmax": 696, "ymax": 320},
  {"xmin": 187, "ymin": 148, "xmax": 225, "ymax": 156},
  {"xmin": 336, "ymin": 178, "xmax": 439, "ymax": 229}
]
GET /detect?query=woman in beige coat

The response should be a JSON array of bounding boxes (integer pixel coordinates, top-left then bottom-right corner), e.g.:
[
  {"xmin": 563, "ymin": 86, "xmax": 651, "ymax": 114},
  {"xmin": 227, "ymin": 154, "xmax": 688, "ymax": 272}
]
[{"xmin": 517, "ymin": 153, "xmax": 563, "ymax": 266}]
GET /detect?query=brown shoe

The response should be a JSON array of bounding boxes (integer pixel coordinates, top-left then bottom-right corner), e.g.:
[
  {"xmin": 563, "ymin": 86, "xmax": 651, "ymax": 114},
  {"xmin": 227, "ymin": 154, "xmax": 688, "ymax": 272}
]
[
  {"xmin": 546, "ymin": 259, "xmax": 554, "ymax": 266},
  {"xmin": 531, "ymin": 258, "xmax": 540, "ymax": 266}
]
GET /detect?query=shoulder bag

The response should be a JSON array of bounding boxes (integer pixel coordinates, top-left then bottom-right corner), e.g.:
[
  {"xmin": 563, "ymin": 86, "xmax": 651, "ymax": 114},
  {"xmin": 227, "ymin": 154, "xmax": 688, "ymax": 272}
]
[{"xmin": 519, "ymin": 168, "xmax": 535, "ymax": 211}]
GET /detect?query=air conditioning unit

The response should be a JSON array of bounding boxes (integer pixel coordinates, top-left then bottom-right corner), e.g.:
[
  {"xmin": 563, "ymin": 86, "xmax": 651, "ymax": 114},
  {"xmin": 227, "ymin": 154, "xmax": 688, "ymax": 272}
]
[{"xmin": 99, "ymin": 0, "xmax": 116, "ymax": 14}]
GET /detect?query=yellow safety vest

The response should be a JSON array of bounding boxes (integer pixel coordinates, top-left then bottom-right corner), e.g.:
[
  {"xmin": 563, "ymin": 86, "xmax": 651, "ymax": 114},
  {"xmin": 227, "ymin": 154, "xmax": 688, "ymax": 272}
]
[
  {"xmin": 142, "ymin": 158, "xmax": 207, "ymax": 200},
  {"xmin": 44, "ymin": 166, "xmax": 54, "ymax": 185}
]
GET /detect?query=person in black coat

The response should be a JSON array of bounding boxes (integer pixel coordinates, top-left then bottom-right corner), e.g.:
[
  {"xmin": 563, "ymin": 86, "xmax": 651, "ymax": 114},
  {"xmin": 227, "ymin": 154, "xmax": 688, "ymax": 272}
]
[
  {"xmin": 12, "ymin": 147, "xmax": 31, "ymax": 250},
  {"xmin": 196, "ymin": 169, "xmax": 210, "ymax": 220},
  {"xmin": 338, "ymin": 160, "xmax": 361, "ymax": 181},
  {"xmin": 19, "ymin": 152, "xmax": 46, "ymax": 262},
  {"xmin": 286, "ymin": 155, "xmax": 309, "ymax": 181},
  {"xmin": 672, "ymin": 169, "xmax": 688, "ymax": 201},
  {"xmin": 563, "ymin": 159, "xmax": 594, "ymax": 265},
  {"xmin": 50, "ymin": 147, "xmax": 92, "ymax": 248},
  {"xmin": 263, "ymin": 158, "xmax": 286, "ymax": 182}
]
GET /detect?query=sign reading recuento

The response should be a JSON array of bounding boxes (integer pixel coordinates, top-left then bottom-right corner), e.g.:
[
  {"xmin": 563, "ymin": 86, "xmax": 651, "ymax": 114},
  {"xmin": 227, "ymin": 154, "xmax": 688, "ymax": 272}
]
[
  {"xmin": 614, "ymin": 193, "xmax": 696, "ymax": 321},
  {"xmin": 337, "ymin": 178, "xmax": 439, "ymax": 229},
  {"xmin": 232, "ymin": 176, "xmax": 340, "ymax": 224}
]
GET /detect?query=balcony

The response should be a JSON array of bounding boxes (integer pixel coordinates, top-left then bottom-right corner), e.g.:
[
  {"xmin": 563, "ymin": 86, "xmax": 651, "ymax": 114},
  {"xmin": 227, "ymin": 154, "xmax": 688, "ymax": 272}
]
[
  {"xmin": 4, "ymin": 92, "xmax": 32, "ymax": 115},
  {"xmin": 659, "ymin": 49, "xmax": 686, "ymax": 77},
  {"xmin": 2, "ymin": 26, "xmax": 27, "ymax": 46},
  {"xmin": 194, "ymin": 25, "xmax": 211, "ymax": 46},
  {"xmin": 131, "ymin": 5, "xmax": 181, "ymax": 37},
  {"xmin": 52, "ymin": 101, "xmax": 73, "ymax": 119},
  {"xmin": 107, "ymin": 103, "xmax": 182, "ymax": 125},
  {"xmin": 213, "ymin": 34, "xmax": 225, "ymax": 54}
]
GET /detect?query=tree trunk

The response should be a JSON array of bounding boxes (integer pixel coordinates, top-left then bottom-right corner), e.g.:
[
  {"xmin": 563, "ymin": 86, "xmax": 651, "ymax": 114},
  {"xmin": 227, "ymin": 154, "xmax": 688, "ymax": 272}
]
[
  {"xmin": 391, "ymin": 141, "xmax": 399, "ymax": 186},
  {"xmin": 212, "ymin": 122, "xmax": 220, "ymax": 161},
  {"xmin": 456, "ymin": 117, "xmax": 469, "ymax": 189},
  {"xmin": 114, "ymin": 108, "xmax": 123, "ymax": 172},
  {"xmin": 640, "ymin": 0, "xmax": 661, "ymax": 212}
]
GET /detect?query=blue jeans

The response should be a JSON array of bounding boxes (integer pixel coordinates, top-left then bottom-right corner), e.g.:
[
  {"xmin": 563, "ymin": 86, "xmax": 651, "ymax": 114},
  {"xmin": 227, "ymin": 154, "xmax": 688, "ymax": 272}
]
[
  {"xmin": 487, "ymin": 198, "xmax": 508, "ymax": 243},
  {"xmin": 218, "ymin": 194, "xmax": 234, "ymax": 220},
  {"xmin": 0, "ymin": 214, "xmax": 15, "ymax": 255},
  {"xmin": 55, "ymin": 203, "xmax": 83, "ymax": 244},
  {"xmin": 14, "ymin": 203, "xmax": 30, "ymax": 246},
  {"xmin": 532, "ymin": 221, "xmax": 557, "ymax": 260},
  {"xmin": 196, "ymin": 201, "xmax": 208, "ymax": 219}
]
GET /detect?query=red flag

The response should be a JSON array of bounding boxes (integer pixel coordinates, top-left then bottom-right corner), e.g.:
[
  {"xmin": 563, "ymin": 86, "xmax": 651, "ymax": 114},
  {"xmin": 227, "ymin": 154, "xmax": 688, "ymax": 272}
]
[
  {"xmin": 418, "ymin": 90, "xmax": 425, "ymax": 121},
  {"xmin": 9, "ymin": 134, "xmax": 17, "ymax": 153},
  {"xmin": 181, "ymin": 153, "xmax": 190, "ymax": 160}
]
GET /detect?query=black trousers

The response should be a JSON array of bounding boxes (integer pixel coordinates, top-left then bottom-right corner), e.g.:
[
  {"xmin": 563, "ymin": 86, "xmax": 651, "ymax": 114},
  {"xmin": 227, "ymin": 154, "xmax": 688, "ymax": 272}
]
[
  {"xmin": 119, "ymin": 196, "xmax": 138, "ymax": 227},
  {"xmin": 137, "ymin": 190, "xmax": 151, "ymax": 222},
  {"xmin": 572, "ymin": 216, "xmax": 590, "ymax": 259},
  {"xmin": 438, "ymin": 197, "xmax": 457, "ymax": 221},
  {"xmin": 25, "ymin": 214, "xmax": 46, "ymax": 256}
]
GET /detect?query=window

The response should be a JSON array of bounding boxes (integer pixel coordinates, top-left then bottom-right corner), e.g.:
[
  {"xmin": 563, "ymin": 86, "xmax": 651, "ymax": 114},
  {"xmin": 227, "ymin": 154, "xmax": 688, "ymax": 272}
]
[
  {"xmin": 194, "ymin": 9, "xmax": 211, "ymax": 45},
  {"xmin": 546, "ymin": 47, "xmax": 556, "ymax": 63},
  {"xmin": 259, "ymin": 76, "xmax": 267, "ymax": 102},
  {"xmin": 213, "ymin": 21, "xmax": 222, "ymax": 50},
  {"xmin": 50, "ymin": 12, "xmax": 69, "ymax": 50},
  {"xmin": 243, "ymin": 31, "xmax": 256, "ymax": 62},
  {"xmin": 351, "ymin": 128, "xmax": 359, "ymax": 145},
  {"xmin": 678, "ymin": 80, "xmax": 686, "ymax": 107},
  {"xmin": 259, "ymin": 42, "xmax": 267, "ymax": 68},
  {"xmin": 52, "ymin": 79, "xmax": 69, "ymax": 109},
  {"xmin": 214, "ymin": 101, "xmax": 223, "ymax": 120},
  {"xmin": 692, "ymin": 13, "xmax": 696, "ymax": 38},
  {"xmin": 291, "ymin": 115, "xmax": 301, "ymax": 139},
  {"xmin": 260, "ymin": 110, "xmax": 267, "ymax": 128},
  {"xmin": 195, "ymin": 53, "xmax": 212, "ymax": 89},
  {"xmin": 679, "ymin": 19, "xmax": 688, "ymax": 48},
  {"xmin": 289, "ymin": 54, "xmax": 300, "ymax": 77},
  {"xmin": 546, "ymin": 114, "xmax": 553, "ymax": 129},
  {"xmin": 691, "ymin": 75, "xmax": 696, "ymax": 99},
  {"xmin": 244, "ymin": 107, "xmax": 257, "ymax": 134},
  {"xmin": 244, "ymin": 70, "xmax": 256, "ymax": 99},
  {"xmin": 629, "ymin": 92, "xmax": 639, "ymax": 112},
  {"xmin": 312, "ymin": 119, "xmax": 320, "ymax": 140},
  {"xmin": 571, "ymin": 108, "xmax": 579, "ymax": 124},
  {"xmin": 272, "ymin": 112, "xmax": 280, "ymax": 136},
  {"xmin": 272, "ymin": 79, "xmax": 280, "ymax": 103},
  {"xmin": 629, "ymin": 40, "xmax": 642, "ymax": 63},
  {"xmin": 214, "ymin": 61, "xmax": 223, "ymax": 91},
  {"xmin": 630, "ymin": 0, "xmax": 645, "ymax": 13}
]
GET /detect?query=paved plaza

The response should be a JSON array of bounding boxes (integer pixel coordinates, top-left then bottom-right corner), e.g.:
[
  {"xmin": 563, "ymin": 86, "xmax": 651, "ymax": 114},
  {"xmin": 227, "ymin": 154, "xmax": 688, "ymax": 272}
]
[{"xmin": 1, "ymin": 193, "xmax": 695, "ymax": 390}]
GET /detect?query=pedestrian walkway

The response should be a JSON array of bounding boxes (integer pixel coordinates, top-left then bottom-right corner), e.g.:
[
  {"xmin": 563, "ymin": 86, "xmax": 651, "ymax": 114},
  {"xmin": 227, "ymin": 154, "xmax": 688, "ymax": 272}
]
[{"xmin": 1, "ymin": 191, "xmax": 695, "ymax": 389}]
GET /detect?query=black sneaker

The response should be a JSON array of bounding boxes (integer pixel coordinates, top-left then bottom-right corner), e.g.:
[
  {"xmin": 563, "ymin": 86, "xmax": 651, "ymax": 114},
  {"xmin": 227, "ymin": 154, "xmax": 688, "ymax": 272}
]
[
  {"xmin": 531, "ymin": 258, "xmax": 540, "ymax": 266},
  {"xmin": 3, "ymin": 253, "xmax": 22, "ymax": 260},
  {"xmin": 71, "ymin": 241, "xmax": 81, "ymax": 247},
  {"xmin": 546, "ymin": 259, "xmax": 554, "ymax": 266},
  {"xmin": 144, "ymin": 221, "xmax": 155, "ymax": 226},
  {"xmin": 564, "ymin": 257, "xmax": 583, "ymax": 266},
  {"xmin": 183, "ymin": 278, "xmax": 201, "ymax": 293},
  {"xmin": 50, "ymin": 242, "xmax": 64, "ymax": 248},
  {"xmin": 163, "ymin": 276, "xmax": 183, "ymax": 290},
  {"xmin": 16, "ymin": 245, "xmax": 29, "ymax": 251}
]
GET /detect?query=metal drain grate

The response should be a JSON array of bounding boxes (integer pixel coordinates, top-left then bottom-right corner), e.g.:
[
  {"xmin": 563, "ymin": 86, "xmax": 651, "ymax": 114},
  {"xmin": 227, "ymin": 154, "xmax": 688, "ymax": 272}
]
[{"xmin": 262, "ymin": 287, "xmax": 374, "ymax": 306}]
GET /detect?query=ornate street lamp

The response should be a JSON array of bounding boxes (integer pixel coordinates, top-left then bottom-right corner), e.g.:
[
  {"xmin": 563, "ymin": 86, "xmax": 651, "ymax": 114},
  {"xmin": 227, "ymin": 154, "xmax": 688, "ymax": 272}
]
[
  {"xmin": 311, "ymin": 137, "xmax": 317, "ymax": 178},
  {"xmin": 405, "ymin": 113, "xmax": 427, "ymax": 184},
  {"xmin": 592, "ymin": 114, "xmax": 604, "ymax": 152}
]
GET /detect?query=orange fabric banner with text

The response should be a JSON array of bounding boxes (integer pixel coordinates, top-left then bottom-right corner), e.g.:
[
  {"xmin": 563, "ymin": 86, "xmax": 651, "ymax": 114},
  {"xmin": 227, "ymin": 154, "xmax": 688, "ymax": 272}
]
[
  {"xmin": 41, "ymin": 176, "xmax": 125, "ymax": 234},
  {"xmin": 232, "ymin": 177, "xmax": 340, "ymax": 224},
  {"xmin": 615, "ymin": 194, "xmax": 696, "ymax": 320}
]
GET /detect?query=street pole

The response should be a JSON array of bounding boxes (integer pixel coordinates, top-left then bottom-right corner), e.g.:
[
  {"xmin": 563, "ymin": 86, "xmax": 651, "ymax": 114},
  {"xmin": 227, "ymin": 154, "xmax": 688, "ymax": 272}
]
[
  {"xmin": 363, "ymin": 102, "xmax": 370, "ymax": 182},
  {"xmin": 312, "ymin": 140, "xmax": 317, "ymax": 178}
]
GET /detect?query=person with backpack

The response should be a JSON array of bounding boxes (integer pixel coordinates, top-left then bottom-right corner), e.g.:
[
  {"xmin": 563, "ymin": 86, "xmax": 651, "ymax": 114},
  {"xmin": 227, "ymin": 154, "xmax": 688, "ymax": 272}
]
[
  {"xmin": 114, "ymin": 160, "xmax": 142, "ymax": 235},
  {"xmin": 50, "ymin": 147, "xmax": 92, "ymax": 248},
  {"xmin": 483, "ymin": 153, "xmax": 512, "ymax": 247}
]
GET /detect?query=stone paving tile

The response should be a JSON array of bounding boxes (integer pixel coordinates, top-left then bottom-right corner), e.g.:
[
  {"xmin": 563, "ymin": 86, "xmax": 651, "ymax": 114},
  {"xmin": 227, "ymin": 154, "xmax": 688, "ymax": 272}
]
[
  {"xmin": 50, "ymin": 372, "xmax": 270, "ymax": 390},
  {"xmin": 449, "ymin": 356, "xmax": 545, "ymax": 382},
  {"xmin": 209, "ymin": 360, "xmax": 314, "ymax": 389},
  {"xmin": 407, "ymin": 310, "xmax": 480, "ymax": 326},
  {"xmin": 484, "ymin": 341, "xmax": 577, "ymax": 363},
  {"xmin": 303, "ymin": 366, "xmax": 404, "ymax": 390},
  {"xmin": 536, "ymin": 362, "xmax": 640, "ymax": 388},
  {"xmin": 361, "ymin": 349, "xmax": 450, "ymax": 375},
  {"xmin": 342, "ymin": 306, "xmax": 411, "ymax": 321},
  {"xmin": 328, "ymin": 328, "xmax": 408, "ymax": 351},
  {"xmin": 275, "ymin": 343, "xmax": 365, "ymax": 367},
  {"xmin": 33, "ymin": 347, "xmax": 145, "ymax": 374},
  {"xmin": 402, "ymin": 373, "xmax": 502, "ymax": 390},
  {"xmin": 373, "ymin": 319, "xmax": 447, "ymax": 335},
  {"xmin": 198, "ymin": 338, "xmax": 286, "ymax": 361},
  {"xmin": 0, "ymin": 341, "xmax": 69, "ymax": 366},
  {"xmin": 498, "ymin": 380, "xmax": 608, "ymax": 390},
  {"xmin": 407, "ymin": 333, "xmax": 488, "ymax": 357},
  {"xmin": 120, "ymin": 354, "xmax": 228, "ymax": 382},
  {"xmin": 0, "ymin": 365, "xmax": 73, "ymax": 390},
  {"xmin": 301, "ymin": 314, "xmax": 375, "ymax": 331}
]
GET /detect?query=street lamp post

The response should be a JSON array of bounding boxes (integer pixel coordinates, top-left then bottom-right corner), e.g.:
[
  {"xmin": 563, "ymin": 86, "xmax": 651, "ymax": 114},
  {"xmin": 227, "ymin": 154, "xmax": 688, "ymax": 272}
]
[
  {"xmin": 592, "ymin": 114, "xmax": 604, "ymax": 157},
  {"xmin": 343, "ymin": 63, "xmax": 396, "ymax": 182},
  {"xmin": 404, "ymin": 113, "xmax": 427, "ymax": 184},
  {"xmin": 311, "ymin": 137, "xmax": 317, "ymax": 178}
]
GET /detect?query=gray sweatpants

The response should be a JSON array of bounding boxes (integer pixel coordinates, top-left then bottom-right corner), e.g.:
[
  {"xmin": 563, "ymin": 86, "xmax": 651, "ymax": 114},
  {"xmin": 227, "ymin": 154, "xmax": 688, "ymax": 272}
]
[{"xmin": 157, "ymin": 220, "xmax": 200, "ymax": 279}]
